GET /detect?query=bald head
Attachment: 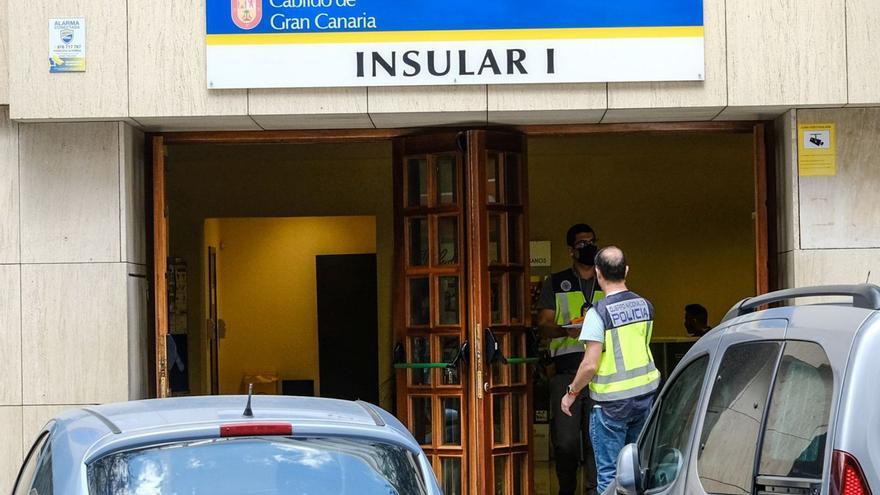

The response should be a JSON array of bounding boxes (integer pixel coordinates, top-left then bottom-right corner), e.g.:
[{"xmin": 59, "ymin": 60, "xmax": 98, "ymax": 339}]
[{"xmin": 595, "ymin": 246, "xmax": 627, "ymax": 282}]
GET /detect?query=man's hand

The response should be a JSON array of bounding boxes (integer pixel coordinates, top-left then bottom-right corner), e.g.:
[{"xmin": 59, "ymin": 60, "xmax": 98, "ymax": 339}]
[
  {"xmin": 538, "ymin": 309, "xmax": 567, "ymax": 339},
  {"xmin": 561, "ymin": 391, "xmax": 576, "ymax": 417},
  {"xmin": 562, "ymin": 341, "xmax": 602, "ymax": 418},
  {"xmin": 566, "ymin": 327, "xmax": 581, "ymax": 339}
]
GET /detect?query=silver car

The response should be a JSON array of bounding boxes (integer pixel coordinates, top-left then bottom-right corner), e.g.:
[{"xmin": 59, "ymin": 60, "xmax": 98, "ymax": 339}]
[
  {"xmin": 612, "ymin": 284, "xmax": 879, "ymax": 495},
  {"xmin": 13, "ymin": 395, "xmax": 442, "ymax": 494}
]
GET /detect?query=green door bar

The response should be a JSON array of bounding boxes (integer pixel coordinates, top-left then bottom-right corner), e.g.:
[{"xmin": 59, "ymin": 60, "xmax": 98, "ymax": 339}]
[
  {"xmin": 393, "ymin": 362, "xmax": 454, "ymax": 369},
  {"xmin": 504, "ymin": 357, "xmax": 540, "ymax": 365}
]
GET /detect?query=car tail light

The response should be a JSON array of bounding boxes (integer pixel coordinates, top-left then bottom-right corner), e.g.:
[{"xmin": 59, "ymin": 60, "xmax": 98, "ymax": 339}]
[
  {"xmin": 220, "ymin": 422, "xmax": 293, "ymax": 437},
  {"xmin": 831, "ymin": 450, "xmax": 872, "ymax": 495}
]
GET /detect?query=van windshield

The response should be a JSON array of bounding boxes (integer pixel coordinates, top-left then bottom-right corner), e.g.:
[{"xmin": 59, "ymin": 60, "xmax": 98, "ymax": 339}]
[{"xmin": 88, "ymin": 436, "xmax": 427, "ymax": 495}]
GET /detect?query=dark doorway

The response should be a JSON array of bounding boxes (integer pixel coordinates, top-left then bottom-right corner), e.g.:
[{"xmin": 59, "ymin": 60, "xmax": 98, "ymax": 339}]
[{"xmin": 316, "ymin": 254, "xmax": 379, "ymax": 404}]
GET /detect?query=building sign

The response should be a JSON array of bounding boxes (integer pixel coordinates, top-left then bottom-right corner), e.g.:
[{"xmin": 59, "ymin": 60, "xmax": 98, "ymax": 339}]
[
  {"xmin": 798, "ymin": 123, "xmax": 836, "ymax": 176},
  {"xmin": 49, "ymin": 18, "xmax": 86, "ymax": 73},
  {"xmin": 206, "ymin": 0, "xmax": 704, "ymax": 89}
]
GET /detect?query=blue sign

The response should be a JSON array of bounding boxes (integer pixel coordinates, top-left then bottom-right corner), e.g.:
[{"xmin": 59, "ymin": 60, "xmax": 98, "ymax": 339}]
[{"xmin": 208, "ymin": 0, "xmax": 702, "ymax": 34}]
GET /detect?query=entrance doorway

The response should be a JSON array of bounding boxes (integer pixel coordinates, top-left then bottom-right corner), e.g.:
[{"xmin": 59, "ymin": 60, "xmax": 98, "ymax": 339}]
[{"xmin": 149, "ymin": 122, "xmax": 771, "ymax": 495}]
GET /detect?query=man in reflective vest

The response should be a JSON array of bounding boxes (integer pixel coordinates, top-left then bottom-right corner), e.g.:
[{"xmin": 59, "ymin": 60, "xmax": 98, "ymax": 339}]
[
  {"xmin": 536, "ymin": 224, "xmax": 603, "ymax": 495},
  {"xmin": 560, "ymin": 245, "xmax": 660, "ymax": 493}
]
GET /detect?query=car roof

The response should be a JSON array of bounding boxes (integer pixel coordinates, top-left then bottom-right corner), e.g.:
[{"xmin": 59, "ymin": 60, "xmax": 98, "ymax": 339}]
[
  {"xmin": 81, "ymin": 395, "xmax": 382, "ymax": 432},
  {"xmin": 679, "ymin": 302, "xmax": 878, "ymax": 374},
  {"xmin": 41, "ymin": 396, "xmax": 419, "ymax": 493}
]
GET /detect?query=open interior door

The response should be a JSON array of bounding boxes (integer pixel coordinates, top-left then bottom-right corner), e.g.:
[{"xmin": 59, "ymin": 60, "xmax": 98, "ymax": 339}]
[{"xmin": 152, "ymin": 136, "xmax": 169, "ymax": 398}]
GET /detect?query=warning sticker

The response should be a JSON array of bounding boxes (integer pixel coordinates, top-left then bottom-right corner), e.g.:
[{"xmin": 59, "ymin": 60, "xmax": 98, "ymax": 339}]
[{"xmin": 798, "ymin": 123, "xmax": 836, "ymax": 176}]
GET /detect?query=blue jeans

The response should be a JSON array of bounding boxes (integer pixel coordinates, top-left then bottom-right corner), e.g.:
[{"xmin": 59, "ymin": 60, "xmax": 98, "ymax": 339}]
[{"xmin": 589, "ymin": 405, "xmax": 650, "ymax": 492}]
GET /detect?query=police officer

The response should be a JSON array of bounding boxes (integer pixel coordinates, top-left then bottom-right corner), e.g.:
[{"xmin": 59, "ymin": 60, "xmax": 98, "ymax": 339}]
[
  {"xmin": 536, "ymin": 224, "xmax": 602, "ymax": 495},
  {"xmin": 561, "ymin": 246, "xmax": 660, "ymax": 492}
]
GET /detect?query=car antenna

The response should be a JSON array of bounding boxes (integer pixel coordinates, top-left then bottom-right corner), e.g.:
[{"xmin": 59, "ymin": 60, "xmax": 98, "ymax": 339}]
[
  {"xmin": 243, "ymin": 383, "xmax": 254, "ymax": 418},
  {"xmin": 866, "ymin": 271, "xmax": 872, "ymax": 284}
]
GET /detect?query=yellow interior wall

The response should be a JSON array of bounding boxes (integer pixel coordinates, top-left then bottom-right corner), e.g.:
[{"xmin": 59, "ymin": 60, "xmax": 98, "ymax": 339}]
[
  {"xmin": 167, "ymin": 142, "xmax": 393, "ymax": 406},
  {"xmin": 528, "ymin": 133, "xmax": 757, "ymax": 338},
  {"xmin": 210, "ymin": 216, "xmax": 376, "ymax": 395}
]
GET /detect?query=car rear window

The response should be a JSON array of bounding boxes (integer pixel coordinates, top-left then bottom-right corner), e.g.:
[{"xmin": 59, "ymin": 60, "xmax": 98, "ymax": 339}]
[
  {"xmin": 88, "ymin": 436, "xmax": 428, "ymax": 495},
  {"xmin": 698, "ymin": 341, "xmax": 782, "ymax": 494},
  {"xmin": 758, "ymin": 341, "xmax": 833, "ymax": 479}
]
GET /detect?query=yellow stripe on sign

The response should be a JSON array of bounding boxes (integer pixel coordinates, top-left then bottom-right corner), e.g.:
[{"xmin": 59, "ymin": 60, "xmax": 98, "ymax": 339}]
[{"xmin": 206, "ymin": 26, "xmax": 704, "ymax": 45}]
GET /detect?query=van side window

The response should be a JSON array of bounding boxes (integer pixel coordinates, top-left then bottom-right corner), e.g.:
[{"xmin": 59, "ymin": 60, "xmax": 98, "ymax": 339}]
[
  {"xmin": 639, "ymin": 355, "xmax": 710, "ymax": 490},
  {"xmin": 13, "ymin": 433, "xmax": 49, "ymax": 495},
  {"xmin": 758, "ymin": 341, "xmax": 833, "ymax": 479},
  {"xmin": 698, "ymin": 342, "xmax": 782, "ymax": 494}
]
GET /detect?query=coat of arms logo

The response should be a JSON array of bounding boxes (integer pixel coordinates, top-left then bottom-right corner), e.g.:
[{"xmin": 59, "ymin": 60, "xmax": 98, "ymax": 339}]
[{"xmin": 232, "ymin": 0, "xmax": 262, "ymax": 30}]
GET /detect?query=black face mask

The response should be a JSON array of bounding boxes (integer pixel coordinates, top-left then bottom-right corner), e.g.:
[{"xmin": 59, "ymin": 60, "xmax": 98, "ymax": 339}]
[{"xmin": 576, "ymin": 244, "xmax": 598, "ymax": 266}]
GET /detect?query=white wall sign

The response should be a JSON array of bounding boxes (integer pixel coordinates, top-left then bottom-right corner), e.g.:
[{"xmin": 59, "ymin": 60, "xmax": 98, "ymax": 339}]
[
  {"xmin": 49, "ymin": 18, "xmax": 86, "ymax": 73},
  {"xmin": 206, "ymin": 0, "xmax": 705, "ymax": 89}
]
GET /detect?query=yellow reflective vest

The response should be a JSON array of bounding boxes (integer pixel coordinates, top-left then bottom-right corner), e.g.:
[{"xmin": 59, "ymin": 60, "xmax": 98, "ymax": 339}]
[
  {"xmin": 547, "ymin": 270, "xmax": 604, "ymax": 359},
  {"xmin": 588, "ymin": 292, "xmax": 660, "ymax": 402}
]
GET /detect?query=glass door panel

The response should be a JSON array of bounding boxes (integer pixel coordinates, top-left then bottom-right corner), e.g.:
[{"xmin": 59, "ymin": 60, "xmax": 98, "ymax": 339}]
[
  {"xmin": 494, "ymin": 456, "xmax": 509, "ymax": 495},
  {"xmin": 437, "ymin": 155, "xmax": 458, "ymax": 205},
  {"xmin": 437, "ymin": 276, "xmax": 461, "ymax": 326},
  {"xmin": 511, "ymin": 393, "xmax": 526, "ymax": 444},
  {"xmin": 437, "ymin": 216, "xmax": 459, "ymax": 266},
  {"xmin": 411, "ymin": 395, "xmax": 434, "ymax": 445},
  {"xmin": 505, "ymin": 153, "xmax": 522, "ymax": 205},
  {"xmin": 407, "ymin": 157, "xmax": 428, "ymax": 207},
  {"xmin": 488, "ymin": 214, "xmax": 503, "ymax": 264},
  {"xmin": 409, "ymin": 217, "xmax": 429, "ymax": 267},
  {"xmin": 507, "ymin": 214, "xmax": 522, "ymax": 264},
  {"xmin": 439, "ymin": 335, "xmax": 462, "ymax": 385},
  {"xmin": 513, "ymin": 454, "xmax": 527, "ymax": 495},
  {"xmin": 441, "ymin": 396, "xmax": 463, "ymax": 446},
  {"xmin": 409, "ymin": 336, "xmax": 431, "ymax": 386},
  {"xmin": 441, "ymin": 457, "xmax": 463, "ymax": 495},
  {"xmin": 509, "ymin": 273, "xmax": 523, "ymax": 325},
  {"xmin": 409, "ymin": 277, "xmax": 430, "ymax": 326},
  {"xmin": 487, "ymin": 152, "xmax": 501, "ymax": 204}
]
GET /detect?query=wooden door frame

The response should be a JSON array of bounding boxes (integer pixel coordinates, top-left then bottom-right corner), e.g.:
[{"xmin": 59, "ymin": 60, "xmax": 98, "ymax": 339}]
[
  {"xmin": 151, "ymin": 136, "xmax": 169, "ymax": 398},
  {"xmin": 147, "ymin": 119, "xmax": 773, "ymax": 403},
  {"xmin": 465, "ymin": 130, "xmax": 490, "ymax": 495},
  {"xmin": 466, "ymin": 130, "xmax": 535, "ymax": 494}
]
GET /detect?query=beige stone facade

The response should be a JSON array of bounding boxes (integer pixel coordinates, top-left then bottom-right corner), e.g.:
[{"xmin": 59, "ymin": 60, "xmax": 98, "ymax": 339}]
[{"xmin": 1, "ymin": 0, "xmax": 880, "ymax": 491}]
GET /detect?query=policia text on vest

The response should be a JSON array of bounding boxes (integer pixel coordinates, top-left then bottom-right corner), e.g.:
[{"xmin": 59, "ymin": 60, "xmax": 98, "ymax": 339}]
[{"xmin": 588, "ymin": 293, "xmax": 660, "ymax": 402}]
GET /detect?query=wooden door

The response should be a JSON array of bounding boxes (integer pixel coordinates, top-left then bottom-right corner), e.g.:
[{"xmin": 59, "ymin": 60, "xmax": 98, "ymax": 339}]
[
  {"xmin": 466, "ymin": 130, "xmax": 532, "ymax": 495},
  {"xmin": 152, "ymin": 136, "xmax": 170, "ymax": 398},
  {"xmin": 393, "ymin": 133, "xmax": 469, "ymax": 495},
  {"xmin": 393, "ymin": 130, "xmax": 532, "ymax": 495}
]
